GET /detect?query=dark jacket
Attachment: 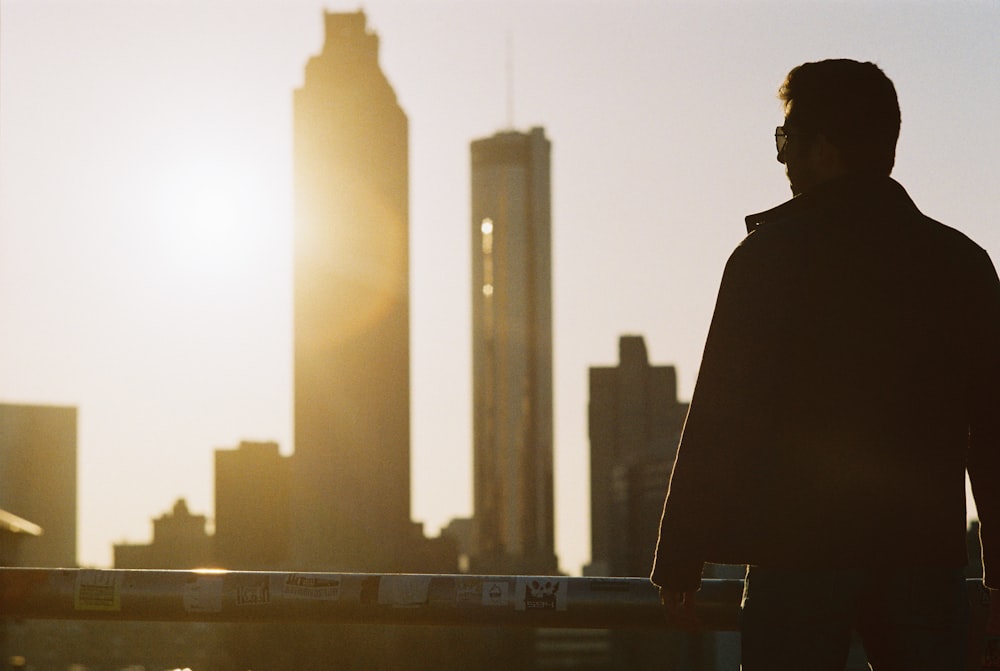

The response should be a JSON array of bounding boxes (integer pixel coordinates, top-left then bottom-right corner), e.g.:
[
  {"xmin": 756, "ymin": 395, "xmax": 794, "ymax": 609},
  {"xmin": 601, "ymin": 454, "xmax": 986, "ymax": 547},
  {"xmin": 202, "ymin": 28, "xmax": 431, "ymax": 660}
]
[{"xmin": 650, "ymin": 175, "xmax": 1000, "ymax": 592}]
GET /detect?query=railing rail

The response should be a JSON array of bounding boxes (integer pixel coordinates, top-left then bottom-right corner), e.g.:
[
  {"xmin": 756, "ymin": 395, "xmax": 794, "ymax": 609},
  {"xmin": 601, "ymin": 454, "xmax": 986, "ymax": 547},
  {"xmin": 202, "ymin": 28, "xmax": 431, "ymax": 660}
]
[
  {"xmin": 0, "ymin": 568, "xmax": 744, "ymax": 630},
  {"xmin": 2, "ymin": 568, "xmax": 990, "ymax": 635},
  {"xmin": 4, "ymin": 569, "xmax": 994, "ymax": 671}
]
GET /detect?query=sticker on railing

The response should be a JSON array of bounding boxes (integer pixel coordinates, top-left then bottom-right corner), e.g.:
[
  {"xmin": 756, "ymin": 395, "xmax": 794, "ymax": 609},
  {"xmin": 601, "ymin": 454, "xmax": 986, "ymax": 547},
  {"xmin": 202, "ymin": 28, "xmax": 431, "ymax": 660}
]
[
  {"xmin": 378, "ymin": 575, "xmax": 431, "ymax": 607},
  {"xmin": 74, "ymin": 570, "xmax": 121, "ymax": 611},
  {"xmin": 184, "ymin": 576, "xmax": 223, "ymax": 613},
  {"xmin": 234, "ymin": 576, "xmax": 270, "ymax": 606},
  {"xmin": 481, "ymin": 579, "xmax": 511, "ymax": 607},
  {"xmin": 455, "ymin": 576, "xmax": 479, "ymax": 605},
  {"xmin": 455, "ymin": 578, "xmax": 512, "ymax": 607},
  {"xmin": 282, "ymin": 574, "xmax": 341, "ymax": 601},
  {"xmin": 515, "ymin": 577, "xmax": 567, "ymax": 612}
]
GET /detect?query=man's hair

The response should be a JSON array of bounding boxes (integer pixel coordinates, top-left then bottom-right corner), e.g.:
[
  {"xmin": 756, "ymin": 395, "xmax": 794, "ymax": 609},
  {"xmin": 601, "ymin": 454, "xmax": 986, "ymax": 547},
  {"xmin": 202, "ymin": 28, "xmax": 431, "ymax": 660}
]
[{"xmin": 779, "ymin": 59, "xmax": 901, "ymax": 175}]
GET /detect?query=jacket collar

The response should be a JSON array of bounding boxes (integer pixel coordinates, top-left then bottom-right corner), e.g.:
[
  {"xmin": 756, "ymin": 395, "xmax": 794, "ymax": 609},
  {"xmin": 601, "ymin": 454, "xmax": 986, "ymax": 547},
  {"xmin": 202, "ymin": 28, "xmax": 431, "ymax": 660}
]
[{"xmin": 744, "ymin": 175, "xmax": 916, "ymax": 234}]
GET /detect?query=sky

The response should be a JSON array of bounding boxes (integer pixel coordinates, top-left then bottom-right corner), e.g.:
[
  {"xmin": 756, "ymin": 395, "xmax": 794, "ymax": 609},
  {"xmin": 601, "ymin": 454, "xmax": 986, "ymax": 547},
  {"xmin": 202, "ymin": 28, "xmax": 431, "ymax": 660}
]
[{"xmin": 1, "ymin": 0, "xmax": 999, "ymax": 574}]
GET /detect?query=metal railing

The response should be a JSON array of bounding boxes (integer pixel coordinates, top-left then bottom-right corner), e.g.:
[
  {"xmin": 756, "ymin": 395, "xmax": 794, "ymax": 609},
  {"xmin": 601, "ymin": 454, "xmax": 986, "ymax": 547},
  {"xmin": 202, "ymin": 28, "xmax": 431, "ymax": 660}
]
[
  {"xmin": 1, "ymin": 568, "xmax": 991, "ymax": 632},
  {"xmin": 3, "ymin": 569, "xmax": 994, "ymax": 671},
  {"xmin": 1, "ymin": 568, "xmax": 744, "ymax": 630}
]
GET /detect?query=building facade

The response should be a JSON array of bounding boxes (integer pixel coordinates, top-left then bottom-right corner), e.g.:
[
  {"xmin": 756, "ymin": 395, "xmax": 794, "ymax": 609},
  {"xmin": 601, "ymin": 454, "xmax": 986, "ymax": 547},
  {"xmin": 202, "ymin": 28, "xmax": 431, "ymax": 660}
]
[
  {"xmin": 470, "ymin": 127, "xmax": 556, "ymax": 574},
  {"xmin": 587, "ymin": 336, "xmax": 698, "ymax": 670},
  {"xmin": 587, "ymin": 335, "xmax": 688, "ymax": 578},
  {"xmin": 291, "ymin": 10, "xmax": 411, "ymax": 571},
  {"xmin": 113, "ymin": 498, "xmax": 213, "ymax": 569},
  {"xmin": 0, "ymin": 403, "xmax": 77, "ymax": 567},
  {"xmin": 214, "ymin": 440, "xmax": 290, "ymax": 570}
]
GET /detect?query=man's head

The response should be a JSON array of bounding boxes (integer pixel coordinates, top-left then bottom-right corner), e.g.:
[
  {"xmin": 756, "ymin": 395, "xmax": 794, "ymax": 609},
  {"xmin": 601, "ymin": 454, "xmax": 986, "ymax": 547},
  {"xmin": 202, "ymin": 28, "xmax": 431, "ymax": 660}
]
[{"xmin": 776, "ymin": 59, "xmax": 900, "ymax": 195}]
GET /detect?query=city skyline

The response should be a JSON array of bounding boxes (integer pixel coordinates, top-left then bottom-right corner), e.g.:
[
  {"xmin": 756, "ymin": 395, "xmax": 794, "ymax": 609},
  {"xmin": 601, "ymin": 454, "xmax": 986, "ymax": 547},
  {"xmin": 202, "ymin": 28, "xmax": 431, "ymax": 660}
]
[{"xmin": 1, "ymin": 1, "xmax": 998, "ymax": 574}]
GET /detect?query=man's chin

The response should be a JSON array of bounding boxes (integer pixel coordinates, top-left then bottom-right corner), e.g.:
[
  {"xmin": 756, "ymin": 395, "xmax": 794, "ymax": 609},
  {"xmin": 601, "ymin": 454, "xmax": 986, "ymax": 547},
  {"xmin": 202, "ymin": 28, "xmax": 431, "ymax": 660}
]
[{"xmin": 787, "ymin": 172, "xmax": 806, "ymax": 196}]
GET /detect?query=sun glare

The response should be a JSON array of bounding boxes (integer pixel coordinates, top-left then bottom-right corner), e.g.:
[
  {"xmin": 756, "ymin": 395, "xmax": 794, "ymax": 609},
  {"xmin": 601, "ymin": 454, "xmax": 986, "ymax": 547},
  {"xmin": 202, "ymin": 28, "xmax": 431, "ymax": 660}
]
[{"xmin": 150, "ymin": 154, "xmax": 271, "ymax": 281}]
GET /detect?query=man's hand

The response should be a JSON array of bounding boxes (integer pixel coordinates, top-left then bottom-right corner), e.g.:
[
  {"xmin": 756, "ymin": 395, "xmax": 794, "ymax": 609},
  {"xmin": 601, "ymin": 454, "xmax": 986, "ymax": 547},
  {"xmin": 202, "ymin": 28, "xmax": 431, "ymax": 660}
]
[
  {"xmin": 984, "ymin": 589, "xmax": 1000, "ymax": 669},
  {"xmin": 988, "ymin": 588, "xmax": 1000, "ymax": 636},
  {"xmin": 659, "ymin": 587, "xmax": 702, "ymax": 632}
]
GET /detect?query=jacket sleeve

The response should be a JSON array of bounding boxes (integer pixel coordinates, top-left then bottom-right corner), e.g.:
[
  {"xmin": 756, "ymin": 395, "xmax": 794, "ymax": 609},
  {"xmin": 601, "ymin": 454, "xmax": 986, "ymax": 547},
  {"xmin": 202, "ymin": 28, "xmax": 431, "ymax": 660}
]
[
  {"xmin": 967, "ymin": 248, "xmax": 1000, "ymax": 589},
  {"xmin": 650, "ymin": 235, "xmax": 784, "ymax": 590}
]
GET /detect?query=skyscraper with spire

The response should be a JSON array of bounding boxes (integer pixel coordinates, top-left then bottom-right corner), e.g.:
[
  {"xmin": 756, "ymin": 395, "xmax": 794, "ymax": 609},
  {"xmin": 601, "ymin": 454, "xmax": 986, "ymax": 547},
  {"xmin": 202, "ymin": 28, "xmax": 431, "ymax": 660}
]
[
  {"xmin": 470, "ymin": 127, "xmax": 557, "ymax": 574},
  {"xmin": 291, "ymin": 10, "xmax": 411, "ymax": 571}
]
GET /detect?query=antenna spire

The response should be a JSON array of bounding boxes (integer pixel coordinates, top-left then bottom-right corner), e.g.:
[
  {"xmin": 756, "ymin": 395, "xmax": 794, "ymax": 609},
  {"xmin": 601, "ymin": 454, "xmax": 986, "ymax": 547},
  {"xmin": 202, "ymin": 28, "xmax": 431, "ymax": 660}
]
[{"xmin": 505, "ymin": 30, "xmax": 514, "ymax": 129}]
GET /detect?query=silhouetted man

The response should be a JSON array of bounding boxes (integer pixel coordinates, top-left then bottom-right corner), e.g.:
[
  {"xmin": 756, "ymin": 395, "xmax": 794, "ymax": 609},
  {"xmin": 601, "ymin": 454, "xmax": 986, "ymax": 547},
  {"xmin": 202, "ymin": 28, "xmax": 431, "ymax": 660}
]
[{"xmin": 651, "ymin": 59, "xmax": 1000, "ymax": 670}]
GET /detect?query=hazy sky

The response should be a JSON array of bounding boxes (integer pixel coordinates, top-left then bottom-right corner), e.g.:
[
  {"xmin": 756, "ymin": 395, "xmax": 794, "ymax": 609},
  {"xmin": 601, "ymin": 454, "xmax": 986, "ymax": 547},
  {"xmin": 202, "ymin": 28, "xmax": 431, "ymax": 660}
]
[{"xmin": 1, "ymin": 0, "xmax": 998, "ymax": 573}]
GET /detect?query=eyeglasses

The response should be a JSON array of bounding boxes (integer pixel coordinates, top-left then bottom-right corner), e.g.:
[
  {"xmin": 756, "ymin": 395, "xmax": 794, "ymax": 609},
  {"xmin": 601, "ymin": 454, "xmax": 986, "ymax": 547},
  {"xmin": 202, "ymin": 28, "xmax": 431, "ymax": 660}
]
[{"xmin": 774, "ymin": 126, "xmax": 795, "ymax": 154}]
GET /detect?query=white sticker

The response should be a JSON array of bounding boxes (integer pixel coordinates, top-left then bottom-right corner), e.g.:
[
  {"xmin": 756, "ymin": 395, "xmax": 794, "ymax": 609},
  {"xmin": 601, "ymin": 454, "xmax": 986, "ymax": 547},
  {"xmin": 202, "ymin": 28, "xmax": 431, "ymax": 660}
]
[
  {"xmin": 455, "ymin": 577, "xmax": 482, "ymax": 606},
  {"xmin": 74, "ymin": 570, "xmax": 121, "ymax": 611},
  {"xmin": 377, "ymin": 575, "xmax": 431, "ymax": 606},
  {"xmin": 282, "ymin": 574, "xmax": 341, "ymax": 601},
  {"xmin": 184, "ymin": 576, "xmax": 223, "ymax": 613},
  {"xmin": 482, "ymin": 580, "xmax": 511, "ymax": 607},
  {"xmin": 235, "ymin": 577, "xmax": 271, "ymax": 606}
]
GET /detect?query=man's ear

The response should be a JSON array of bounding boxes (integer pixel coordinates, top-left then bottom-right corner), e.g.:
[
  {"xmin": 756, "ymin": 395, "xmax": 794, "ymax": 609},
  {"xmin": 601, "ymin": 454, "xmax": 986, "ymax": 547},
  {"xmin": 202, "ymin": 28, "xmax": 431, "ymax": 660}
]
[{"xmin": 812, "ymin": 133, "xmax": 848, "ymax": 177}]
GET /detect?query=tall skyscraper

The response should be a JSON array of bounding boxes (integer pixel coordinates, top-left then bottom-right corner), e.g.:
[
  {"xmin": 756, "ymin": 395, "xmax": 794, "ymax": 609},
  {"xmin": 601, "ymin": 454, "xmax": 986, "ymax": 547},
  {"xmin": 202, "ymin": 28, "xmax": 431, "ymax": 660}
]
[
  {"xmin": 291, "ymin": 10, "xmax": 411, "ymax": 571},
  {"xmin": 0, "ymin": 403, "xmax": 77, "ymax": 567},
  {"xmin": 470, "ymin": 127, "xmax": 556, "ymax": 574}
]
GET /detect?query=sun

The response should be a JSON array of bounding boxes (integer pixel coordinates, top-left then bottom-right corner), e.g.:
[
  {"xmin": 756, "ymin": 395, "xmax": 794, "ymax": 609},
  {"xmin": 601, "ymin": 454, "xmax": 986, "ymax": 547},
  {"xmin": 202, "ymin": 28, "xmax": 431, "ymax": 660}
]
[{"xmin": 149, "ymin": 151, "xmax": 278, "ymax": 282}]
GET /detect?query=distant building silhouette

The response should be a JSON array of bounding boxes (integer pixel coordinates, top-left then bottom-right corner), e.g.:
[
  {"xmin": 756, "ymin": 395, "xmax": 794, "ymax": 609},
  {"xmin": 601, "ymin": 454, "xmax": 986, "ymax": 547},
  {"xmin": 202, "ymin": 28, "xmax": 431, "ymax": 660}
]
[
  {"xmin": 0, "ymin": 403, "xmax": 77, "ymax": 567},
  {"xmin": 214, "ymin": 440, "xmax": 290, "ymax": 570},
  {"xmin": 78, "ymin": 499, "xmax": 223, "ymax": 670},
  {"xmin": 441, "ymin": 516, "xmax": 474, "ymax": 571},
  {"xmin": 290, "ymin": 10, "xmax": 412, "ymax": 572},
  {"xmin": 470, "ymin": 127, "xmax": 557, "ymax": 575},
  {"xmin": 586, "ymin": 337, "xmax": 707, "ymax": 670},
  {"xmin": 587, "ymin": 335, "xmax": 688, "ymax": 577},
  {"xmin": 114, "ymin": 498, "xmax": 213, "ymax": 569}
]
